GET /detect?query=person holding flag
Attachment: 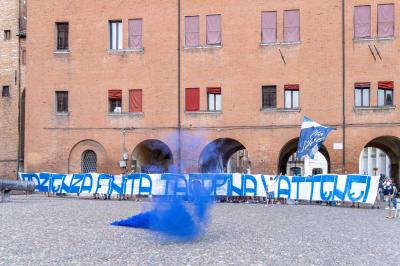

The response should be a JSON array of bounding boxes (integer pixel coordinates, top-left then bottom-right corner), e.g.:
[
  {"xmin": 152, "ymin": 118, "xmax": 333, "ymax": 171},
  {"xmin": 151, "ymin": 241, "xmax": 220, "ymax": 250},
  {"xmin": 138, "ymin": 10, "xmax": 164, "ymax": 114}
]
[{"xmin": 296, "ymin": 116, "xmax": 335, "ymax": 160}]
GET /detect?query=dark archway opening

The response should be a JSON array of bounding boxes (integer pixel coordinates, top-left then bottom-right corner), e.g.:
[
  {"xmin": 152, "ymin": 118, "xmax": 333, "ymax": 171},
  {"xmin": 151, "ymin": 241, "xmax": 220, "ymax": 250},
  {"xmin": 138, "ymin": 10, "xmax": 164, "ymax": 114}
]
[
  {"xmin": 132, "ymin": 139, "xmax": 173, "ymax": 174},
  {"xmin": 363, "ymin": 136, "xmax": 400, "ymax": 184},
  {"xmin": 199, "ymin": 138, "xmax": 250, "ymax": 173},
  {"xmin": 278, "ymin": 138, "xmax": 331, "ymax": 176}
]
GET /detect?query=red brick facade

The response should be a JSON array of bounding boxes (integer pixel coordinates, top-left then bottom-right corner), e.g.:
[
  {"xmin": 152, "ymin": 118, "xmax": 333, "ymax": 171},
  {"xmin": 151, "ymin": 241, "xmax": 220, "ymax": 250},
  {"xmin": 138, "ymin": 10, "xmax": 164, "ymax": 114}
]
[{"xmin": 25, "ymin": 0, "xmax": 400, "ymax": 182}]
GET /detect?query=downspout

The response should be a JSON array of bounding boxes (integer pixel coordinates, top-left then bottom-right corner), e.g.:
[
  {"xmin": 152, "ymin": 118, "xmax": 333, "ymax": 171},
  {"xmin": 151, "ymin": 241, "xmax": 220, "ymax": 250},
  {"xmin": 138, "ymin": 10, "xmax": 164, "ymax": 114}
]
[
  {"xmin": 17, "ymin": 0, "xmax": 22, "ymax": 177},
  {"xmin": 342, "ymin": 0, "xmax": 346, "ymax": 173},
  {"xmin": 177, "ymin": 0, "xmax": 182, "ymax": 173}
]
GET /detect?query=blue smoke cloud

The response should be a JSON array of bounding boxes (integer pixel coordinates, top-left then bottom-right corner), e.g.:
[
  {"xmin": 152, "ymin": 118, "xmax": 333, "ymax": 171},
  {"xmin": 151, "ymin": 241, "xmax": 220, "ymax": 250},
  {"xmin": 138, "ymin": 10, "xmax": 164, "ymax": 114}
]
[
  {"xmin": 112, "ymin": 179, "xmax": 213, "ymax": 242},
  {"xmin": 112, "ymin": 132, "xmax": 244, "ymax": 242}
]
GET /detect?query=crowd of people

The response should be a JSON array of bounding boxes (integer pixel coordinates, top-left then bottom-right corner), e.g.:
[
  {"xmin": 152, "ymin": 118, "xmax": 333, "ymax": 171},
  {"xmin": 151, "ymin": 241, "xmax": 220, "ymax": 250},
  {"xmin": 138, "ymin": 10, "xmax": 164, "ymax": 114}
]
[{"xmin": 375, "ymin": 175, "xmax": 400, "ymax": 218}]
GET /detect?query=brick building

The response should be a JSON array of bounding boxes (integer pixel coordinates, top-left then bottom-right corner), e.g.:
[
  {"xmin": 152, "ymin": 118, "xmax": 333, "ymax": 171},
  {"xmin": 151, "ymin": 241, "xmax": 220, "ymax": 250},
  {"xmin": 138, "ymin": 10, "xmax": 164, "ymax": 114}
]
[
  {"xmin": 26, "ymin": 0, "xmax": 400, "ymax": 183},
  {"xmin": 0, "ymin": 0, "xmax": 26, "ymax": 179}
]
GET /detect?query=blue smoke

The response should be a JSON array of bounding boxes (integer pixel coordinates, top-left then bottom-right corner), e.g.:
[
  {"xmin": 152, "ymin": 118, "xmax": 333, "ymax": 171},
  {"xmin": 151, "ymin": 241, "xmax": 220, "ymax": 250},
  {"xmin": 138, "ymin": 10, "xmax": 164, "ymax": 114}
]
[{"xmin": 112, "ymin": 179, "xmax": 213, "ymax": 242}]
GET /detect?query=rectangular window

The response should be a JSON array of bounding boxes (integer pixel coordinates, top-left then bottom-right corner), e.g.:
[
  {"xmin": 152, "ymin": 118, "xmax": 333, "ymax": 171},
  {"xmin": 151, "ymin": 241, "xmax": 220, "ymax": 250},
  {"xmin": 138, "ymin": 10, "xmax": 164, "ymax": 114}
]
[
  {"xmin": 108, "ymin": 90, "xmax": 122, "ymax": 113},
  {"xmin": 354, "ymin": 6, "xmax": 371, "ymax": 39},
  {"xmin": 262, "ymin": 86, "xmax": 277, "ymax": 108},
  {"xmin": 378, "ymin": 4, "xmax": 395, "ymax": 38},
  {"xmin": 129, "ymin": 89, "xmax": 142, "ymax": 112},
  {"xmin": 378, "ymin": 81, "xmax": 394, "ymax": 106},
  {"xmin": 354, "ymin": 82, "xmax": 370, "ymax": 107},
  {"xmin": 109, "ymin": 21, "xmax": 123, "ymax": 50},
  {"xmin": 261, "ymin": 11, "xmax": 277, "ymax": 44},
  {"xmin": 206, "ymin": 14, "xmax": 221, "ymax": 45},
  {"xmin": 207, "ymin": 88, "xmax": 222, "ymax": 111},
  {"xmin": 185, "ymin": 88, "xmax": 200, "ymax": 111},
  {"xmin": 56, "ymin": 22, "xmax": 69, "ymax": 50},
  {"xmin": 283, "ymin": 10, "xmax": 300, "ymax": 43},
  {"xmin": 4, "ymin": 30, "xmax": 10, "ymax": 41},
  {"xmin": 2, "ymin": 86, "xmax": 10, "ymax": 97},
  {"xmin": 128, "ymin": 19, "xmax": 143, "ymax": 49},
  {"xmin": 55, "ymin": 91, "xmax": 68, "ymax": 113},
  {"xmin": 284, "ymin": 84, "xmax": 300, "ymax": 109},
  {"xmin": 185, "ymin": 16, "xmax": 200, "ymax": 47}
]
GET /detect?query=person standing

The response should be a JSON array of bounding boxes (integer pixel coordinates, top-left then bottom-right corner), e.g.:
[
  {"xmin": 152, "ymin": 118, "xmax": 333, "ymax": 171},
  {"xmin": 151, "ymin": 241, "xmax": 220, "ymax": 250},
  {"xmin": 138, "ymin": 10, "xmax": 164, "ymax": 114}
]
[
  {"xmin": 384, "ymin": 179, "xmax": 392, "ymax": 210},
  {"xmin": 391, "ymin": 184, "xmax": 398, "ymax": 211},
  {"xmin": 266, "ymin": 176, "xmax": 276, "ymax": 206},
  {"xmin": 374, "ymin": 179, "xmax": 384, "ymax": 209}
]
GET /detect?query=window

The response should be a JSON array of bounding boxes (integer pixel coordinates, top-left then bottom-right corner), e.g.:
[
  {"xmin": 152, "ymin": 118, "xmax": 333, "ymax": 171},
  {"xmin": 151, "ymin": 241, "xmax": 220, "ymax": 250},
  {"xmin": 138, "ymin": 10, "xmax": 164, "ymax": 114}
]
[
  {"xmin": 284, "ymin": 84, "xmax": 300, "ymax": 109},
  {"xmin": 2, "ymin": 86, "xmax": 10, "ymax": 97},
  {"xmin": 185, "ymin": 88, "xmax": 200, "ymax": 111},
  {"xmin": 378, "ymin": 4, "xmax": 395, "ymax": 38},
  {"xmin": 81, "ymin": 150, "xmax": 97, "ymax": 173},
  {"xmin": 4, "ymin": 30, "xmax": 10, "ymax": 41},
  {"xmin": 185, "ymin": 16, "xmax": 200, "ymax": 47},
  {"xmin": 290, "ymin": 167, "xmax": 302, "ymax": 176},
  {"xmin": 262, "ymin": 86, "xmax": 277, "ymax": 108},
  {"xmin": 354, "ymin": 82, "xmax": 370, "ymax": 107},
  {"xmin": 206, "ymin": 14, "xmax": 221, "ymax": 45},
  {"xmin": 108, "ymin": 90, "xmax": 122, "ymax": 113},
  {"xmin": 55, "ymin": 91, "xmax": 68, "ymax": 113},
  {"xmin": 129, "ymin": 89, "xmax": 142, "ymax": 112},
  {"xmin": 283, "ymin": 10, "xmax": 300, "ymax": 42},
  {"xmin": 261, "ymin": 11, "xmax": 277, "ymax": 44},
  {"xmin": 312, "ymin": 168, "xmax": 323, "ymax": 175},
  {"xmin": 207, "ymin": 88, "xmax": 222, "ymax": 111},
  {"xmin": 56, "ymin": 22, "xmax": 69, "ymax": 50},
  {"xmin": 109, "ymin": 21, "xmax": 123, "ymax": 50},
  {"xmin": 354, "ymin": 6, "xmax": 371, "ymax": 39},
  {"xmin": 378, "ymin": 81, "xmax": 394, "ymax": 106},
  {"xmin": 128, "ymin": 19, "xmax": 143, "ymax": 49}
]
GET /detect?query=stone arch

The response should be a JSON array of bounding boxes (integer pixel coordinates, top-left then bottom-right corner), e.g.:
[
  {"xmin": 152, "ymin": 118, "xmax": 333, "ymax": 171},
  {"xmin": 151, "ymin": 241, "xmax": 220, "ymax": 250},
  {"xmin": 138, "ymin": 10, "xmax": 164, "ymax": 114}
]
[
  {"xmin": 199, "ymin": 138, "xmax": 250, "ymax": 173},
  {"xmin": 361, "ymin": 136, "xmax": 400, "ymax": 183},
  {"xmin": 68, "ymin": 139, "xmax": 109, "ymax": 173},
  {"xmin": 131, "ymin": 139, "xmax": 174, "ymax": 173},
  {"xmin": 277, "ymin": 138, "xmax": 331, "ymax": 175}
]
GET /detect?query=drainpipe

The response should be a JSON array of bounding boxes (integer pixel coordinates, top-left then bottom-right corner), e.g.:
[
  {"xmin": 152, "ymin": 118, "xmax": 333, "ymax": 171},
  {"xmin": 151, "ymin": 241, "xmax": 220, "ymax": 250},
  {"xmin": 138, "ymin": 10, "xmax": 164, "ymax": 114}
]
[
  {"xmin": 177, "ymin": 0, "xmax": 182, "ymax": 173},
  {"xmin": 17, "ymin": 0, "xmax": 22, "ymax": 177},
  {"xmin": 342, "ymin": 0, "xmax": 346, "ymax": 173}
]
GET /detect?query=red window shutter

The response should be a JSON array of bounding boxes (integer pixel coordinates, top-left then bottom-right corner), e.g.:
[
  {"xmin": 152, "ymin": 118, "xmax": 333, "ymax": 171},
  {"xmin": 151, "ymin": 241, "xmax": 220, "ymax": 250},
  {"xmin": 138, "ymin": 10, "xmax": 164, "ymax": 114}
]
[
  {"xmin": 355, "ymin": 82, "xmax": 371, "ymax": 88},
  {"xmin": 108, "ymin": 90, "xmax": 122, "ymax": 99},
  {"xmin": 378, "ymin": 81, "xmax": 394, "ymax": 89},
  {"xmin": 284, "ymin": 84, "xmax": 299, "ymax": 90},
  {"xmin": 207, "ymin": 87, "xmax": 221, "ymax": 94},
  {"xmin": 129, "ymin": 89, "xmax": 142, "ymax": 112},
  {"xmin": 185, "ymin": 88, "xmax": 200, "ymax": 111}
]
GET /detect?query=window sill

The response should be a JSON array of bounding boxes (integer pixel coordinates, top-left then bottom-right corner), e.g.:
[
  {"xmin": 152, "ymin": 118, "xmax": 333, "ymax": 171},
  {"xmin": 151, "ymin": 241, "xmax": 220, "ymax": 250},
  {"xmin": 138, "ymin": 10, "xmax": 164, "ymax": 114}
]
[
  {"xmin": 353, "ymin": 106, "xmax": 396, "ymax": 112},
  {"xmin": 54, "ymin": 50, "xmax": 70, "ymax": 54},
  {"xmin": 353, "ymin": 36, "xmax": 395, "ymax": 42},
  {"xmin": 184, "ymin": 45, "xmax": 222, "ymax": 50},
  {"xmin": 260, "ymin": 41, "xmax": 301, "ymax": 47},
  {"xmin": 55, "ymin": 112, "xmax": 69, "ymax": 116},
  {"xmin": 108, "ymin": 112, "xmax": 144, "ymax": 116},
  {"xmin": 185, "ymin": 111, "xmax": 222, "ymax": 115},
  {"xmin": 107, "ymin": 48, "xmax": 144, "ymax": 54},
  {"xmin": 261, "ymin": 108, "xmax": 301, "ymax": 113}
]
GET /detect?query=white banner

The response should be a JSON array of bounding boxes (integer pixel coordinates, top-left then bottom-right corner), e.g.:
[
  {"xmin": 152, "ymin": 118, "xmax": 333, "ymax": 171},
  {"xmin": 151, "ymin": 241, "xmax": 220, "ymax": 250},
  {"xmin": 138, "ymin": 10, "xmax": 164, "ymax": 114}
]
[{"xmin": 19, "ymin": 173, "xmax": 379, "ymax": 204}]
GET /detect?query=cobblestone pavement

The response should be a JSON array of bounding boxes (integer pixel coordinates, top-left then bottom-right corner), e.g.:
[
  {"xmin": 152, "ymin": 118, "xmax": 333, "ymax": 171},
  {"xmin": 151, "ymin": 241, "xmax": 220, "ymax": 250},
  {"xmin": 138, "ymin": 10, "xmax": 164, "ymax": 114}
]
[{"xmin": 1, "ymin": 194, "xmax": 399, "ymax": 266}]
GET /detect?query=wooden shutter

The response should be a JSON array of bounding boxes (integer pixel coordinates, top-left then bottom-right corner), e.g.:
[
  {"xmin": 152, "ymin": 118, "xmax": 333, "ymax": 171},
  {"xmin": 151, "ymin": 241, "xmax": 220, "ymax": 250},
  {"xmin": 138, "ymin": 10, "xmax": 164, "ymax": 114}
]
[
  {"xmin": 185, "ymin": 88, "xmax": 200, "ymax": 111},
  {"xmin": 129, "ymin": 89, "xmax": 142, "ymax": 112}
]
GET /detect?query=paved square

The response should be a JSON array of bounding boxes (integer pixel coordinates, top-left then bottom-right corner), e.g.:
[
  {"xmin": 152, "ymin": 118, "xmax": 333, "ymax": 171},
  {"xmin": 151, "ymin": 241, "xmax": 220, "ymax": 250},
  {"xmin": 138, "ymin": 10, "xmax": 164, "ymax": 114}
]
[{"xmin": 1, "ymin": 195, "xmax": 399, "ymax": 265}]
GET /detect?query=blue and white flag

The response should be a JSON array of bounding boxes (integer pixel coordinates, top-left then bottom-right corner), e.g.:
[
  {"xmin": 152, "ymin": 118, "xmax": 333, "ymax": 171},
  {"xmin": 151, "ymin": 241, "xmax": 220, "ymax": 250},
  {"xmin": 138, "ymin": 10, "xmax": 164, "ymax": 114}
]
[{"xmin": 296, "ymin": 117, "xmax": 334, "ymax": 159}]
